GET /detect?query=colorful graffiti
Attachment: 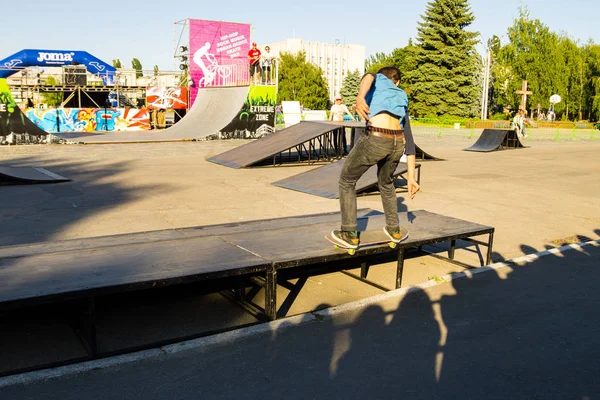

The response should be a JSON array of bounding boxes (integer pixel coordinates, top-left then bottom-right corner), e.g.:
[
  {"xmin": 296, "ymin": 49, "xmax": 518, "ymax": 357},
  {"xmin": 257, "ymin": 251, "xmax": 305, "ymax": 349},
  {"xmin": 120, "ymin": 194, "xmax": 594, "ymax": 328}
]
[
  {"xmin": 215, "ymin": 85, "xmax": 276, "ymax": 139},
  {"xmin": 189, "ymin": 19, "xmax": 251, "ymax": 104},
  {"xmin": 24, "ymin": 107, "xmax": 150, "ymax": 132},
  {"xmin": 146, "ymin": 86, "xmax": 188, "ymax": 110}
]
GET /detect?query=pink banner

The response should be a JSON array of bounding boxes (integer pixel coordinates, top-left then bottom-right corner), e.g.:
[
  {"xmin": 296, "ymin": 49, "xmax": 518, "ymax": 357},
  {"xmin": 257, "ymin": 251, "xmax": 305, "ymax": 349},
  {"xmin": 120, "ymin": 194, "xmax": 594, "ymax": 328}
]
[{"xmin": 189, "ymin": 19, "xmax": 251, "ymax": 104}]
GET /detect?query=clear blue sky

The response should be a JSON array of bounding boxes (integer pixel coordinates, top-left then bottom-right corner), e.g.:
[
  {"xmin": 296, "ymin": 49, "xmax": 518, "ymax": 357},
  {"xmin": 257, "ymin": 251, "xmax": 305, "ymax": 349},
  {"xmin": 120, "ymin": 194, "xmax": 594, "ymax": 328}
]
[{"xmin": 2, "ymin": 0, "xmax": 598, "ymax": 72}]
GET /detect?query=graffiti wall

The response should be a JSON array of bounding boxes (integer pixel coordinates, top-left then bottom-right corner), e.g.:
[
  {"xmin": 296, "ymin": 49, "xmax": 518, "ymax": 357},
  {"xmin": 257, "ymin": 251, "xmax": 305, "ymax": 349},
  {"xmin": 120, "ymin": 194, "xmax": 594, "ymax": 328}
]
[
  {"xmin": 189, "ymin": 19, "xmax": 251, "ymax": 104},
  {"xmin": 24, "ymin": 107, "xmax": 150, "ymax": 132},
  {"xmin": 214, "ymin": 85, "xmax": 276, "ymax": 139}
]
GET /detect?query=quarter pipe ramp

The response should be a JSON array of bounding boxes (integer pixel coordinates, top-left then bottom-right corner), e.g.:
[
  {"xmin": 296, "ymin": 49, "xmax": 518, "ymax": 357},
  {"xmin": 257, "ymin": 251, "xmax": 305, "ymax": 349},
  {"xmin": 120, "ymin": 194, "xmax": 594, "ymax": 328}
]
[
  {"xmin": 54, "ymin": 86, "xmax": 249, "ymax": 143},
  {"xmin": 464, "ymin": 129, "xmax": 526, "ymax": 152}
]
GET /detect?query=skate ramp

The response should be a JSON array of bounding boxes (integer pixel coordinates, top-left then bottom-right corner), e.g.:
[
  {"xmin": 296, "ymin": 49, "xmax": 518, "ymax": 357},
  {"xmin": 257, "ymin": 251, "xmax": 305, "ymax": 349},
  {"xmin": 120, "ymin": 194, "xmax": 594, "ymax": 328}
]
[
  {"xmin": 465, "ymin": 129, "xmax": 526, "ymax": 152},
  {"xmin": 54, "ymin": 86, "xmax": 249, "ymax": 143},
  {"xmin": 272, "ymin": 158, "xmax": 421, "ymax": 199},
  {"xmin": 0, "ymin": 166, "xmax": 70, "ymax": 185},
  {"xmin": 207, "ymin": 121, "xmax": 347, "ymax": 168}
]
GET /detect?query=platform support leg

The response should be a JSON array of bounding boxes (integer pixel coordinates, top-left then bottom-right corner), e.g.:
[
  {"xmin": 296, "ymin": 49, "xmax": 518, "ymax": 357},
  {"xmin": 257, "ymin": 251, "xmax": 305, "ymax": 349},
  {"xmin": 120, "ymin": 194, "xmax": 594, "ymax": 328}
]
[
  {"xmin": 80, "ymin": 297, "xmax": 97, "ymax": 357},
  {"xmin": 395, "ymin": 249, "xmax": 406, "ymax": 289},
  {"xmin": 265, "ymin": 265, "xmax": 277, "ymax": 320},
  {"xmin": 449, "ymin": 240, "xmax": 456, "ymax": 259},
  {"xmin": 486, "ymin": 231, "xmax": 495, "ymax": 265},
  {"xmin": 360, "ymin": 262, "xmax": 369, "ymax": 279}
]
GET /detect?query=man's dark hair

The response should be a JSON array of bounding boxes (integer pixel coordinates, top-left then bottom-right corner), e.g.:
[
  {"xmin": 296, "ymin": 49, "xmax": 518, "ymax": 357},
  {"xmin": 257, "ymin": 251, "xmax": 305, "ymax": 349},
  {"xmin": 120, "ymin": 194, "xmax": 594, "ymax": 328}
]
[{"xmin": 377, "ymin": 66, "xmax": 401, "ymax": 83}]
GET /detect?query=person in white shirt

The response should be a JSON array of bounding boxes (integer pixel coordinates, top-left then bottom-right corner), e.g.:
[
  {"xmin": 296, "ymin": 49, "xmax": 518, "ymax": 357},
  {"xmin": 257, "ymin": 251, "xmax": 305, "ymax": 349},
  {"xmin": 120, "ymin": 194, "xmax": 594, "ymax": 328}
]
[
  {"xmin": 261, "ymin": 46, "xmax": 275, "ymax": 84},
  {"xmin": 330, "ymin": 95, "xmax": 355, "ymax": 155},
  {"xmin": 330, "ymin": 95, "xmax": 355, "ymax": 122}
]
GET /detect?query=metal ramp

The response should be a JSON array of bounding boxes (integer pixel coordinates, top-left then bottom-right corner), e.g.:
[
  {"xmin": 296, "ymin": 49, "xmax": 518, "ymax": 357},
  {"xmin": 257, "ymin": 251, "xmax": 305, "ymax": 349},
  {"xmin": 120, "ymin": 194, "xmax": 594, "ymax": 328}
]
[
  {"xmin": 272, "ymin": 158, "xmax": 421, "ymax": 199},
  {"xmin": 465, "ymin": 129, "xmax": 526, "ymax": 152},
  {"xmin": 206, "ymin": 121, "xmax": 349, "ymax": 168},
  {"xmin": 0, "ymin": 166, "xmax": 70, "ymax": 185},
  {"xmin": 53, "ymin": 86, "xmax": 249, "ymax": 143}
]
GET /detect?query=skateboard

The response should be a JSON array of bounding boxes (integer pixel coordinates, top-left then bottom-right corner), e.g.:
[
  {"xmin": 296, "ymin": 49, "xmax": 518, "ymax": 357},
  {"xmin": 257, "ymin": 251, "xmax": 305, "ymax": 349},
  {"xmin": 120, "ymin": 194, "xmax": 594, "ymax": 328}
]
[{"xmin": 326, "ymin": 227, "xmax": 409, "ymax": 255}]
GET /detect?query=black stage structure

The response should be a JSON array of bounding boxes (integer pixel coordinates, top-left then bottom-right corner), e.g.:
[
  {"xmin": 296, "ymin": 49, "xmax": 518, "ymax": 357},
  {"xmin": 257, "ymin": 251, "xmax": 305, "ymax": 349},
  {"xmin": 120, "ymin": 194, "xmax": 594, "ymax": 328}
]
[
  {"xmin": 464, "ymin": 129, "xmax": 526, "ymax": 152},
  {"xmin": 0, "ymin": 209, "xmax": 493, "ymax": 376},
  {"xmin": 272, "ymin": 159, "xmax": 422, "ymax": 199}
]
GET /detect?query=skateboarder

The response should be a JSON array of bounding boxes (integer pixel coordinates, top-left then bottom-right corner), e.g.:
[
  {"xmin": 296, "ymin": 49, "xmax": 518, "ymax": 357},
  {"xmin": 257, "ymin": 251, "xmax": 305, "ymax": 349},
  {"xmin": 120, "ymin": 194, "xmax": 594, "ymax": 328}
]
[{"xmin": 330, "ymin": 66, "xmax": 420, "ymax": 249}]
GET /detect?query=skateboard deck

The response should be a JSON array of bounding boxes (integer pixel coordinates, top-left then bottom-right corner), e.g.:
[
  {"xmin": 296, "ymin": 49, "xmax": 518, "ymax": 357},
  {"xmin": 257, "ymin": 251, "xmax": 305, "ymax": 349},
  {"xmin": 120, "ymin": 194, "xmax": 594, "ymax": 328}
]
[{"xmin": 326, "ymin": 227, "xmax": 409, "ymax": 255}]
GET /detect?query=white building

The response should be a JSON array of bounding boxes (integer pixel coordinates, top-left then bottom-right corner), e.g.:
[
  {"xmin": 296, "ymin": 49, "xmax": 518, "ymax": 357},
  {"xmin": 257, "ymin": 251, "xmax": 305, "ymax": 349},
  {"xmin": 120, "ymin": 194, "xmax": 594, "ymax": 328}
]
[{"xmin": 266, "ymin": 38, "xmax": 365, "ymax": 103}]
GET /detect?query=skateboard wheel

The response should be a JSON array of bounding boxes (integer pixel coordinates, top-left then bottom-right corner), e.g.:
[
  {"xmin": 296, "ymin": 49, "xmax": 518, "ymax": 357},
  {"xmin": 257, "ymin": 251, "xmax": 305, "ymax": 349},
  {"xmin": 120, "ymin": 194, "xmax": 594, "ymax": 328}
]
[
  {"xmin": 348, "ymin": 249, "xmax": 356, "ymax": 256},
  {"xmin": 334, "ymin": 245, "xmax": 340, "ymax": 250},
  {"xmin": 389, "ymin": 242, "xmax": 397, "ymax": 249}
]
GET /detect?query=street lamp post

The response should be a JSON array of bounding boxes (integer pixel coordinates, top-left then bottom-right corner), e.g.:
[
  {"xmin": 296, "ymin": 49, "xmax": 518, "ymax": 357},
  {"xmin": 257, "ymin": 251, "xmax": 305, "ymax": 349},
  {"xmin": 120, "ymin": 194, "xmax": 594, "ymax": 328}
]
[{"xmin": 480, "ymin": 45, "xmax": 491, "ymax": 120}]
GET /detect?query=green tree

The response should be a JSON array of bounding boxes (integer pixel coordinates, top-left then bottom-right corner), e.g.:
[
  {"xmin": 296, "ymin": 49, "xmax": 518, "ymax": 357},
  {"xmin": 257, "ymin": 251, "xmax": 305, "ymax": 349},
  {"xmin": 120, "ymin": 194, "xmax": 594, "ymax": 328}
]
[
  {"xmin": 112, "ymin": 59, "xmax": 122, "ymax": 68},
  {"xmin": 406, "ymin": 0, "xmax": 480, "ymax": 117},
  {"xmin": 40, "ymin": 76, "xmax": 63, "ymax": 107},
  {"xmin": 131, "ymin": 58, "xmax": 143, "ymax": 78},
  {"xmin": 365, "ymin": 52, "xmax": 393, "ymax": 74},
  {"xmin": 340, "ymin": 70, "xmax": 362, "ymax": 106},
  {"xmin": 153, "ymin": 65, "xmax": 159, "ymax": 76},
  {"xmin": 277, "ymin": 51, "xmax": 329, "ymax": 109}
]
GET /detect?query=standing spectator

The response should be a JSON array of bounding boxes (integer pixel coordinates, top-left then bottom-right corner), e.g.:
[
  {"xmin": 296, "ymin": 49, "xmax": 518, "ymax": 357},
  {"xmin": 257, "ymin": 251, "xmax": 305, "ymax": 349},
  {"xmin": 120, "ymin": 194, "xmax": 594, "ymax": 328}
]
[
  {"xmin": 330, "ymin": 95, "xmax": 355, "ymax": 154},
  {"xmin": 330, "ymin": 95, "xmax": 355, "ymax": 122},
  {"xmin": 248, "ymin": 42, "xmax": 262, "ymax": 84},
  {"xmin": 261, "ymin": 46, "xmax": 275, "ymax": 84}
]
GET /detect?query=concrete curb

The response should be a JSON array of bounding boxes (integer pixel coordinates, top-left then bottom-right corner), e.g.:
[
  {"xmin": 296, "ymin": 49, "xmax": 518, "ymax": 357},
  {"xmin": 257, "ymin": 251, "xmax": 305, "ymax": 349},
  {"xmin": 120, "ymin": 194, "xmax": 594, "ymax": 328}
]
[{"xmin": 1, "ymin": 239, "xmax": 598, "ymax": 388}]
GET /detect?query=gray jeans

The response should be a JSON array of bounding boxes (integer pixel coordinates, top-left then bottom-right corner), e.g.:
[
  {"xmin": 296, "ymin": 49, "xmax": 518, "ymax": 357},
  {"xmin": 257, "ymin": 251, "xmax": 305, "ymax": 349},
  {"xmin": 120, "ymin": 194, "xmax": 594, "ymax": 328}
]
[{"xmin": 339, "ymin": 134, "xmax": 405, "ymax": 232}]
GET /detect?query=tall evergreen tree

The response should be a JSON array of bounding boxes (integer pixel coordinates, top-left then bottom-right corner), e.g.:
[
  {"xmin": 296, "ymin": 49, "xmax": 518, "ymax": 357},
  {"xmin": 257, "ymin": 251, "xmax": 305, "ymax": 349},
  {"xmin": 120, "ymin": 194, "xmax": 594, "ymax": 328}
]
[
  {"xmin": 340, "ymin": 70, "xmax": 362, "ymax": 106},
  {"xmin": 277, "ymin": 51, "xmax": 329, "ymax": 110},
  {"xmin": 407, "ymin": 0, "xmax": 479, "ymax": 117}
]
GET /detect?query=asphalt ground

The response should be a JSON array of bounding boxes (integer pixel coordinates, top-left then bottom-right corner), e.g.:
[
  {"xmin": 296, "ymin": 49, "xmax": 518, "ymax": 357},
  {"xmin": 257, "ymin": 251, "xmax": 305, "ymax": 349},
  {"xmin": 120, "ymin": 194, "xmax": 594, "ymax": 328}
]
[{"xmin": 0, "ymin": 128, "xmax": 598, "ymax": 397}]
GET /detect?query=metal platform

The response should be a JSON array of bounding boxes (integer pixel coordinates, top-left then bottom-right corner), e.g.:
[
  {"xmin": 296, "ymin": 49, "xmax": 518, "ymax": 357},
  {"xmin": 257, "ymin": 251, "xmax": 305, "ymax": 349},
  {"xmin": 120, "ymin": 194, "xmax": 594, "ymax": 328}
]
[
  {"xmin": 272, "ymin": 159, "xmax": 421, "ymax": 199},
  {"xmin": 206, "ymin": 121, "xmax": 351, "ymax": 168},
  {"xmin": 0, "ymin": 209, "xmax": 493, "ymax": 376},
  {"xmin": 0, "ymin": 166, "xmax": 70, "ymax": 185},
  {"xmin": 464, "ymin": 129, "xmax": 526, "ymax": 152}
]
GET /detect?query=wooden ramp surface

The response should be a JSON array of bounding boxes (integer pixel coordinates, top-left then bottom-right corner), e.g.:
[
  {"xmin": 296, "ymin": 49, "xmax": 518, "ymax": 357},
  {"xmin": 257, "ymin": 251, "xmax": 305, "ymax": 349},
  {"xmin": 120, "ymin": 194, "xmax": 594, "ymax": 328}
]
[
  {"xmin": 0, "ymin": 209, "xmax": 492, "ymax": 309},
  {"xmin": 464, "ymin": 129, "xmax": 526, "ymax": 152},
  {"xmin": 0, "ymin": 166, "xmax": 70, "ymax": 185},
  {"xmin": 272, "ymin": 159, "xmax": 420, "ymax": 199},
  {"xmin": 206, "ymin": 121, "xmax": 345, "ymax": 168}
]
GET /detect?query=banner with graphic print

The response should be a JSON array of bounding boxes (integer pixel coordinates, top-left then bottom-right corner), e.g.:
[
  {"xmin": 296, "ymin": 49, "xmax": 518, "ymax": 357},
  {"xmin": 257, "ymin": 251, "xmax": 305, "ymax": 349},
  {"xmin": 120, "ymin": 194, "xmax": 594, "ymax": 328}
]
[
  {"xmin": 0, "ymin": 78, "xmax": 48, "ymax": 141},
  {"xmin": 189, "ymin": 19, "xmax": 251, "ymax": 104},
  {"xmin": 215, "ymin": 85, "xmax": 276, "ymax": 139},
  {"xmin": 146, "ymin": 86, "xmax": 188, "ymax": 110}
]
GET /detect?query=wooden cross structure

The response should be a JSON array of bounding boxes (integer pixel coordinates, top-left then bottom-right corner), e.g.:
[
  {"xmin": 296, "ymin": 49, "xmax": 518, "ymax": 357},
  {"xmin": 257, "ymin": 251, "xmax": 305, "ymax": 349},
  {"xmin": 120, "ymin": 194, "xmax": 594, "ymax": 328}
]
[{"xmin": 516, "ymin": 80, "xmax": 533, "ymax": 112}]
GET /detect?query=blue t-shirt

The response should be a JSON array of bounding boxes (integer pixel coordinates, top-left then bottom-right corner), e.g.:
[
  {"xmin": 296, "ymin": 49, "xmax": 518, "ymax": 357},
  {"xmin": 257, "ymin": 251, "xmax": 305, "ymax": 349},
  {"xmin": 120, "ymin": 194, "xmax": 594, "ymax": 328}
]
[
  {"xmin": 364, "ymin": 73, "xmax": 415, "ymax": 155},
  {"xmin": 365, "ymin": 73, "xmax": 408, "ymax": 121}
]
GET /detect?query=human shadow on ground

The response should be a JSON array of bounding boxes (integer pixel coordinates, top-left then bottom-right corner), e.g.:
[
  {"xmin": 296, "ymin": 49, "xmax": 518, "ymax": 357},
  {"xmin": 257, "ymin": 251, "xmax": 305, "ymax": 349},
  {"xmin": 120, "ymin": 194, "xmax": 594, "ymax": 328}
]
[{"xmin": 1, "ymin": 235, "xmax": 599, "ymax": 399}]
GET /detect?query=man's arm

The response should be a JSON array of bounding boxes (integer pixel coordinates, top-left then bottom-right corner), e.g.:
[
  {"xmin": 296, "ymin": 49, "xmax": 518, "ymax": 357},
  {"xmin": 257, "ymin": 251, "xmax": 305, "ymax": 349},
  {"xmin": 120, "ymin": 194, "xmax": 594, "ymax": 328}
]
[
  {"xmin": 355, "ymin": 73, "xmax": 376, "ymax": 121},
  {"xmin": 403, "ymin": 114, "xmax": 419, "ymax": 199},
  {"xmin": 342, "ymin": 105, "xmax": 355, "ymax": 121}
]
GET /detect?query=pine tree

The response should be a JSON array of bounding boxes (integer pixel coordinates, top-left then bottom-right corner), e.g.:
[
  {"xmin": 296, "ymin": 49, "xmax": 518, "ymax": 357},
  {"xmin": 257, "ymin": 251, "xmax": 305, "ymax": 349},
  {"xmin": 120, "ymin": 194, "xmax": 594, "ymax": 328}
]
[
  {"xmin": 407, "ymin": 0, "xmax": 479, "ymax": 117},
  {"xmin": 277, "ymin": 51, "xmax": 329, "ymax": 110},
  {"xmin": 340, "ymin": 70, "xmax": 362, "ymax": 106}
]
